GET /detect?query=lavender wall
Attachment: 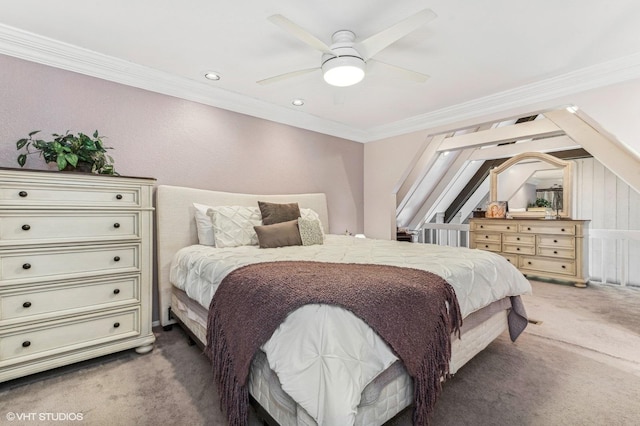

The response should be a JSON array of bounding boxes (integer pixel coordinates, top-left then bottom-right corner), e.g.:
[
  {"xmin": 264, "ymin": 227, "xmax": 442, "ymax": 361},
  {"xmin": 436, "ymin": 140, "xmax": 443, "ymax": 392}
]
[{"xmin": 0, "ymin": 54, "xmax": 364, "ymax": 321}]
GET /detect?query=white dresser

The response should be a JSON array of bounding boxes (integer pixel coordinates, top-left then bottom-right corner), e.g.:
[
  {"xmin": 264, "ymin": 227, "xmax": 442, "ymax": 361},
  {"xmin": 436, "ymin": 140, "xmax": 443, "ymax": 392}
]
[
  {"xmin": 469, "ymin": 218, "xmax": 589, "ymax": 287},
  {"xmin": 0, "ymin": 168, "xmax": 155, "ymax": 382}
]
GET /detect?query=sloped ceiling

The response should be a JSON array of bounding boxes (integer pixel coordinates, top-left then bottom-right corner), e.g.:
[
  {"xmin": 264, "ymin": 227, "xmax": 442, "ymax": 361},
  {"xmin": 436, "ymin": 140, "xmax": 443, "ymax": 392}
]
[{"xmin": 1, "ymin": 1, "xmax": 640, "ymax": 142}]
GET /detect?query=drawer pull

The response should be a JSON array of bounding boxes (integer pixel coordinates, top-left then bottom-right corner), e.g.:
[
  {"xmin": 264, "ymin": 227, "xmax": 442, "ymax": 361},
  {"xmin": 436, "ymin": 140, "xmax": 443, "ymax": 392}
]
[
  {"xmin": 516, "ymin": 237, "xmax": 520, "ymax": 241},
  {"xmin": 485, "ymin": 235, "xmax": 489, "ymax": 239},
  {"xmin": 23, "ymin": 301, "xmax": 32, "ymax": 308},
  {"xmin": 516, "ymin": 248, "xmax": 520, "ymax": 251},
  {"xmin": 113, "ymin": 223, "xmax": 121, "ymax": 228},
  {"xmin": 485, "ymin": 245, "xmax": 489, "ymax": 248},
  {"xmin": 562, "ymin": 265, "xmax": 566, "ymax": 269},
  {"xmin": 527, "ymin": 227, "xmax": 531, "ymax": 231},
  {"xmin": 113, "ymin": 322, "xmax": 120, "ymax": 328},
  {"xmin": 554, "ymin": 250, "xmax": 558, "ymax": 254},
  {"xmin": 113, "ymin": 256, "xmax": 121, "ymax": 262},
  {"xmin": 116, "ymin": 194, "xmax": 123, "ymax": 200},
  {"xmin": 528, "ymin": 261, "xmax": 532, "ymax": 265},
  {"xmin": 22, "ymin": 224, "xmax": 31, "ymax": 231},
  {"xmin": 554, "ymin": 239, "xmax": 558, "ymax": 243},
  {"xmin": 507, "ymin": 226, "xmax": 511, "ymax": 230},
  {"xmin": 22, "ymin": 263, "xmax": 31, "ymax": 270},
  {"xmin": 561, "ymin": 228, "xmax": 566, "ymax": 232},
  {"xmin": 18, "ymin": 191, "xmax": 28, "ymax": 198},
  {"xmin": 22, "ymin": 341, "xmax": 31, "ymax": 348},
  {"xmin": 113, "ymin": 289, "xmax": 120, "ymax": 295},
  {"xmin": 480, "ymin": 225, "xmax": 484, "ymax": 229}
]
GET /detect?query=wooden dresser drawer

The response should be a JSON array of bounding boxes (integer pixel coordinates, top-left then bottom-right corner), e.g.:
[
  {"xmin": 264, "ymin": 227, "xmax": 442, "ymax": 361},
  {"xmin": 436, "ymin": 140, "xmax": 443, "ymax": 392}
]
[
  {"xmin": 518, "ymin": 223, "xmax": 576, "ymax": 235},
  {"xmin": 0, "ymin": 212, "xmax": 140, "ymax": 246},
  {"xmin": 0, "ymin": 244, "xmax": 139, "ymax": 285},
  {"xmin": 0, "ymin": 275, "xmax": 140, "ymax": 323},
  {"xmin": 0, "ymin": 183, "xmax": 140, "ymax": 208},
  {"xmin": 502, "ymin": 243, "xmax": 536, "ymax": 255},
  {"xmin": 472, "ymin": 222, "xmax": 517, "ymax": 233},
  {"xmin": 537, "ymin": 246, "xmax": 575, "ymax": 259},
  {"xmin": 520, "ymin": 256, "xmax": 576, "ymax": 276},
  {"xmin": 472, "ymin": 233, "xmax": 501, "ymax": 244},
  {"xmin": 537, "ymin": 235, "xmax": 575, "ymax": 248},
  {"xmin": 500, "ymin": 253, "xmax": 518, "ymax": 266},
  {"xmin": 502, "ymin": 234, "xmax": 535, "ymax": 245},
  {"xmin": 0, "ymin": 308, "xmax": 140, "ymax": 365},
  {"xmin": 474, "ymin": 241, "xmax": 502, "ymax": 252}
]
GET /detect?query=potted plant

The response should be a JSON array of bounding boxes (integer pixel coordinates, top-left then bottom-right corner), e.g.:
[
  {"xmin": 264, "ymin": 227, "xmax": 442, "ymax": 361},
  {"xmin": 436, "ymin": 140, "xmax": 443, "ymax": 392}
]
[{"xmin": 16, "ymin": 130, "xmax": 117, "ymax": 175}]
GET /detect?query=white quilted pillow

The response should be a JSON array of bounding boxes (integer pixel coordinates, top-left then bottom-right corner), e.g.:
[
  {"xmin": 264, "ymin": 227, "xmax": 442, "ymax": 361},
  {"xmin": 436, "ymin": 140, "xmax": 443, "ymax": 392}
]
[
  {"xmin": 207, "ymin": 206, "xmax": 262, "ymax": 248},
  {"xmin": 300, "ymin": 208, "xmax": 325, "ymax": 236},
  {"xmin": 193, "ymin": 203, "xmax": 215, "ymax": 246}
]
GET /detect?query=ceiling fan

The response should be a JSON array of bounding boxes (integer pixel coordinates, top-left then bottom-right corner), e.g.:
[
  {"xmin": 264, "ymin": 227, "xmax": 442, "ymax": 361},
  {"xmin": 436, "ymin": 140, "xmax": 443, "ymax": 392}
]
[{"xmin": 258, "ymin": 9, "xmax": 437, "ymax": 87}]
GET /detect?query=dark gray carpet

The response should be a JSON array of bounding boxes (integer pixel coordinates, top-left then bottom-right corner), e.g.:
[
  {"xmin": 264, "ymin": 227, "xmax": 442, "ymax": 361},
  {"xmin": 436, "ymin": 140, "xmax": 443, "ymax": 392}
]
[{"xmin": 1, "ymin": 281, "xmax": 639, "ymax": 425}]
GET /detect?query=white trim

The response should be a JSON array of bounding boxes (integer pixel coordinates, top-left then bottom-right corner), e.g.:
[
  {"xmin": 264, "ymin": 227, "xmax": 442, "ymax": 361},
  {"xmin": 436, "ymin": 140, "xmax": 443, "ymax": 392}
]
[{"xmin": 2, "ymin": 23, "xmax": 640, "ymax": 143}]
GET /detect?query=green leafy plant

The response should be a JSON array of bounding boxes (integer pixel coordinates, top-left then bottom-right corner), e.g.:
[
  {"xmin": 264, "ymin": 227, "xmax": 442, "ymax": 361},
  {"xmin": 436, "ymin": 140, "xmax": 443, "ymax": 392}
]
[{"xmin": 16, "ymin": 130, "xmax": 117, "ymax": 175}]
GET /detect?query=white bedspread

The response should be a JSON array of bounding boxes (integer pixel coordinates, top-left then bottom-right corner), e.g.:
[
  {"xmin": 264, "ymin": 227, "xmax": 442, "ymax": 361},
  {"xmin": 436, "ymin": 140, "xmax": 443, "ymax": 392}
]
[{"xmin": 170, "ymin": 235, "xmax": 531, "ymax": 425}]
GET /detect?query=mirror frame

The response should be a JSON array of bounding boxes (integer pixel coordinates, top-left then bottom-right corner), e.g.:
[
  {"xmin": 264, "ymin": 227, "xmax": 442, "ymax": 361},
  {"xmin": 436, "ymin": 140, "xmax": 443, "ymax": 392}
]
[{"xmin": 490, "ymin": 152, "xmax": 572, "ymax": 219}]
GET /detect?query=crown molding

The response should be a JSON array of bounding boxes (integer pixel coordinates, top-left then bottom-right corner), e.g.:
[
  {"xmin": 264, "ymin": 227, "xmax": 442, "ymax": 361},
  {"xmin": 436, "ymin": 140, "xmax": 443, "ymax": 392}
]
[
  {"xmin": 1, "ymin": 23, "xmax": 639, "ymax": 144},
  {"xmin": 367, "ymin": 52, "xmax": 640, "ymax": 142}
]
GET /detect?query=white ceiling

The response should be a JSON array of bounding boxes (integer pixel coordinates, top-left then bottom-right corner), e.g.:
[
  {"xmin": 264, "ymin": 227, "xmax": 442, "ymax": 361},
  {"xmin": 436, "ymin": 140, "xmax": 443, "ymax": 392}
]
[{"xmin": 1, "ymin": 1, "xmax": 640, "ymax": 142}]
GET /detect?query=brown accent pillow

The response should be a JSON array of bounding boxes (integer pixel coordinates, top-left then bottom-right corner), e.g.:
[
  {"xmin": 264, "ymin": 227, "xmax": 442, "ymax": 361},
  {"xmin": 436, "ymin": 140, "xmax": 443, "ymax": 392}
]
[
  {"xmin": 253, "ymin": 220, "xmax": 302, "ymax": 248},
  {"xmin": 258, "ymin": 201, "xmax": 301, "ymax": 225}
]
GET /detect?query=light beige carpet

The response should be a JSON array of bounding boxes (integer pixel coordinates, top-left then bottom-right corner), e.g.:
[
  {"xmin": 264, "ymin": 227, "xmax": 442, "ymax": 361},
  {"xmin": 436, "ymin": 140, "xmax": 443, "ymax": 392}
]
[{"xmin": 1, "ymin": 280, "xmax": 639, "ymax": 425}]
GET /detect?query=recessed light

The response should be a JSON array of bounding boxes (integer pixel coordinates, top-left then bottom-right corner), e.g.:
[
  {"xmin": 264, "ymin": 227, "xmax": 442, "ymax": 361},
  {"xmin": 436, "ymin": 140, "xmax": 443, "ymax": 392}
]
[
  {"xmin": 292, "ymin": 99, "xmax": 304, "ymax": 106},
  {"xmin": 204, "ymin": 72, "xmax": 220, "ymax": 81}
]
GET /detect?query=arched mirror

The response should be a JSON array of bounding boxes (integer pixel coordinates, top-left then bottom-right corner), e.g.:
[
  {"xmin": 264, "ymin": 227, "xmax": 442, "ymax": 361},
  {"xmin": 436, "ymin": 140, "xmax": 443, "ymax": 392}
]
[{"xmin": 490, "ymin": 152, "xmax": 572, "ymax": 219}]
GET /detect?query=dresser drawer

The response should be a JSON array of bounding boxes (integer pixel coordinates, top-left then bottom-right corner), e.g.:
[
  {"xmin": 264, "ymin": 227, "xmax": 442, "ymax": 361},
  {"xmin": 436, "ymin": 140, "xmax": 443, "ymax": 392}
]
[
  {"xmin": 537, "ymin": 246, "xmax": 575, "ymax": 259},
  {"xmin": 474, "ymin": 241, "xmax": 502, "ymax": 252},
  {"xmin": 0, "ymin": 183, "xmax": 140, "ymax": 208},
  {"xmin": 500, "ymin": 253, "xmax": 518, "ymax": 266},
  {"xmin": 0, "ymin": 212, "xmax": 140, "ymax": 246},
  {"xmin": 0, "ymin": 308, "xmax": 139, "ymax": 365},
  {"xmin": 537, "ymin": 235, "xmax": 575, "ymax": 248},
  {"xmin": 502, "ymin": 234, "xmax": 535, "ymax": 245},
  {"xmin": 472, "ymin": 222, "xmax": 516, "ymax": 233},
  {"xmin": 472, "ymin": 233, "xmax": 501, "ymax": 244},
  {"xmin": 520, "ymin": 256, "xmax": 576, "ymax": 276},
  {"xmin": 0, "ymin": 244, "xmax": 139, "ymax": 285},
  {"xmin": 518, "ymin": 223, "xmax": 576, "ymax": 235},
  {"xmin": 0, "ymin": 275, "xmax": 139, "ymax": 323},
  {"xmin": 502, "ymin": 243, "xmax": 536, "ymax": 255}
]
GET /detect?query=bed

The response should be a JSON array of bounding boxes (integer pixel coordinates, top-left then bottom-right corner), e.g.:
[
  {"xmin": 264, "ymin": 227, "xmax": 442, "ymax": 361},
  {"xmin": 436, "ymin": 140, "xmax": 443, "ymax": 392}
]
[{"xmin": 156, "ymin": 185, "xmax": 532, "ymax": 426}]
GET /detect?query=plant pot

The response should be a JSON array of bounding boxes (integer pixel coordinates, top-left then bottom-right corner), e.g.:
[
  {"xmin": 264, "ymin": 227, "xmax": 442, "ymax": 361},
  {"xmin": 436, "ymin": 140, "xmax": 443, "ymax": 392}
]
[{"xmin": 64, "ymin": 161, "xmax": 93, "ymax": 173}]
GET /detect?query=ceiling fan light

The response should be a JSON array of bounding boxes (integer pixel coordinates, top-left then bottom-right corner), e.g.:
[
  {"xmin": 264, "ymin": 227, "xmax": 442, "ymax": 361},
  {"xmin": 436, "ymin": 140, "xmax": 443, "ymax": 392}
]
[{"xmin": 322, "ymin": 56, "xmax": 365, "ymax": 87}]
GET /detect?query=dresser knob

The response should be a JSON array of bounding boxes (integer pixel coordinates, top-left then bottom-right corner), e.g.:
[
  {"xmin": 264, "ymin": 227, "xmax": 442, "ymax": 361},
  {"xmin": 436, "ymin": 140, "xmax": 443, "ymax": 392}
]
[
  {"xmin": 22, "ymin": 263, "xmax": 31, "ymax": 270},
  {"xmin": 22, "ymin": 341, "xmax": 31, "ymax": 348},
  {"xmin": 554, "ymin": 239, "xmax": 558, "ymax": 243},
  {"xmin": 485, "ymin": 235, "xmax": 488, "ymax": 239},
  {"xmin": 485, "ymin": 245, "xmax": 489, "ymax": 248},
  {"xmin": 554, "ymin": 251, "xmax": 558, "ymax": 254},
  {"xmin": 480, "ymin": 225, "xmax": 484, "ymax": 229},
  {"xmin": 507, "ymin": 226, "xmax": 510, "ymax": 230},
  {"xmin": 113, "ymin": 322, "xmax": 120, "ymax": 328},
  {"xmin": 18, "ymin": 191, "xmax": 28, "ymax": 198},
  {"xmin": 517, "ymin": 248, "xmax": 520, "ymax": 251},
  {"xmin": 561, "ymin": 228, "xmax": 565, "ymax": 232},
  {"xmin": 113, "ymin": 223, "xmax": 120, "ymax": 228},
  {"xmin": 528, "ymin": 261, "xmax": 532, "ymax": 265},
  {"xmin": 22, "ymin": 224, "xmax": 31, "ymax": 231},
  {"xmin": 116, "ymin": 194, "xmax": 123, "ymax": 200},
  {"xmin": 517, "ymin": 237, "xmax": 520, "ymax": 241},
  {"xmin": 562, "ymin": 265, "xmax": 566, "ymax": 269},
  {"xmin": 113, "ymin": 289, "xmax": 120, "ymax": 295},
  {"xmin": 527, "ymin": 227, "xmax": 531, "ymax": 231},
  {"xmin": 113, "ymin": 256, "xmax": 121, "ymax": 262},
  {"xmin": 23, "ymin": 301, "xmax": 32, "ymax": 308}
]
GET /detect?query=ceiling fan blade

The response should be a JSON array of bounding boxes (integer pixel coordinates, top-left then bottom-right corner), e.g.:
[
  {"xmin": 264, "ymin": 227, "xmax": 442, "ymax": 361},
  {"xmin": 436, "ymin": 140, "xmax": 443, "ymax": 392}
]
[
  {"xmin": 355, "ymin": 9, "xmax": 437, "ymax": 60},
  {"xmin": 268, "ymin": 14, "xmax": 334, "ymax": 55},
  {"xmin": 257, "ymin": 67, "xmax": 319, "ymax": 85},
  {"xmin": 369, "ymin": 59, "xmax": 430, "ymax": 83}
]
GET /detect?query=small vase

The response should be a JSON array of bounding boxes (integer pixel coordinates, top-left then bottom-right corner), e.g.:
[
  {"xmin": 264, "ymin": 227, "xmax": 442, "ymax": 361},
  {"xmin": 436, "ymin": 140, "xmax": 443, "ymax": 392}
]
[{"xmin": 64, "ymin": 161, "xmax": 93, "ymax": 173}]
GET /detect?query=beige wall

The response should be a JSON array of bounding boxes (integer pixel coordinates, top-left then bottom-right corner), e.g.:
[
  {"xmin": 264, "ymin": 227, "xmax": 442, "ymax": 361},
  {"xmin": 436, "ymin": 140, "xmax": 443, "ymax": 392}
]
[
  {"xmin": 363, "ymin": 78, "xmax": 640, "ymax": 239},
  {"xmin": 0, "ymin": 54, "xmax": 364, "ymax": 235}
]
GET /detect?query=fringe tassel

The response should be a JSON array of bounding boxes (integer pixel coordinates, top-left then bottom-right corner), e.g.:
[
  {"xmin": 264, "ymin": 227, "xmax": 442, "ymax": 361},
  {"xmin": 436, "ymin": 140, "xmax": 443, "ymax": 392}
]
[
  {"xmin": 206, "ymin": 303, "xmax": 249, "ymax": 426},
  {"xmin": 412, "ymin": 283, "xmax": 463, "ymax": 426}
]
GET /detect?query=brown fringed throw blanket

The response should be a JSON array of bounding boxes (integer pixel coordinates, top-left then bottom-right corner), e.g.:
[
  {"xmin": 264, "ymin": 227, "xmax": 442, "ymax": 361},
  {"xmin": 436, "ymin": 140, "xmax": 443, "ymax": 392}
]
[{"xmin": 205, "ymin": 261, "xmax": 463, "ymax": 426}]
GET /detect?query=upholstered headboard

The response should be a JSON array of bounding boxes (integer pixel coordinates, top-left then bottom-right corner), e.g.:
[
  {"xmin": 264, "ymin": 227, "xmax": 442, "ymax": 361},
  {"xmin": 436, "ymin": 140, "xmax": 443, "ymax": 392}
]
[{"xmin": 155, "ymin": 185, "xmax": 329, "ymax": 326}]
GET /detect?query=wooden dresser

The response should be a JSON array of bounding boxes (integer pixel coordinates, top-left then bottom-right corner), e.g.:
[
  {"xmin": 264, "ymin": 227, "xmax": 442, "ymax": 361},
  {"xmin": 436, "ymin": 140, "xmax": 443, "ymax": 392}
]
[
  {"xmin": 469, "ymin": 218, "xmax": 589, "ymax": 287},
  {"xmin": 0, "ymin": 168, "xmax": 155, "ymax": 382}
]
